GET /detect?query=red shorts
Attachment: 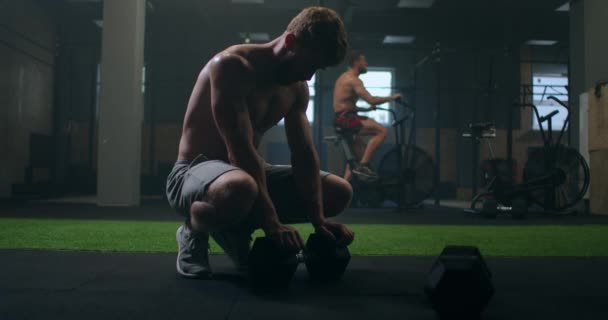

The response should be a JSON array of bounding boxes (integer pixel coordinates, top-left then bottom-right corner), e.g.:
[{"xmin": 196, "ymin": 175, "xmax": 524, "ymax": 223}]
[{"xmin": 334, "ymin": 111, "xmax": 367, "ymax": 132}]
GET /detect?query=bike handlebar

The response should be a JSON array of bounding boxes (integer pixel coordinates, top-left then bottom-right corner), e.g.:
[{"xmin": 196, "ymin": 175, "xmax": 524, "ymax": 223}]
[
  {"xmin": 547, "ymin": 96, "xmax": 569, "ymax": 109},
  {"xmin": 374, "ymin": 106, "xmax": 395, "ymax": 116},
  {"xmin": 395, "ymin": 98, "xmax": 415, "ymax": 112},
  {"xmin": 539, "ymin": 110, "xmax": 560, "ymax": 123},
  {"xmin": 515, "ymin": 98, "xmax": 570, "ymax": 123},
  {"xmin": 513, "ymin": 98, "xmax": 570, "ymax": 147},
  {"xmin": 374, "ymin": 107, "xmax": 410, "ymax": 128},
  {"xmin": 355, "ymin": 98, "xmax": 414, "ymax": 128}
]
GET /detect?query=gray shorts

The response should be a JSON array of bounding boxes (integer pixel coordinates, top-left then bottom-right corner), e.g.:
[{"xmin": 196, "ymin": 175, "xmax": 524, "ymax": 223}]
[{"xmin": 166, "ymin": 154, "xmax": 332, "ymax": 225}]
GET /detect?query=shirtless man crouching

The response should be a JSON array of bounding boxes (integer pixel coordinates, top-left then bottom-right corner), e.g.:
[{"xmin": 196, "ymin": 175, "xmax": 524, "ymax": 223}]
[{"xmin": 166, "ymin": 7, "xmax": 355, "ymax": 279}]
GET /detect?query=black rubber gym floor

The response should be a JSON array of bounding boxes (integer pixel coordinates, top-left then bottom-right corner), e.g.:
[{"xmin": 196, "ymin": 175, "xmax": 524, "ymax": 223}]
[
  {"xmin": 2, "ymin": 199, "xmax": 608, "ymax": 319},
  {"xmin": 1, "ymin": 250, "xmax": 607, "ymax": 320}
]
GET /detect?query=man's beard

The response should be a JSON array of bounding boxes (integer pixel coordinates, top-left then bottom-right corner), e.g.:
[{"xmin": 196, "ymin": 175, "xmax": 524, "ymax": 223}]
[{"xmin": 359, "ymin": 66, "xmax": 368, "ymax": 74}]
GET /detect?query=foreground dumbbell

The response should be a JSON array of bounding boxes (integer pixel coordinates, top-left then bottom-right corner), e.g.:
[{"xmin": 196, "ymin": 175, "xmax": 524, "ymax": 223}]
[
  {"xmin": 303, "ymin": 233, "xmax": 351, "ymax": 282},
  {"xmin": 248, "ymin": 233, "xmax": 351, "ymax": 290},
  {"xmin": 425, "ymin": 245, "xmax": 494, "ymax": 319}
]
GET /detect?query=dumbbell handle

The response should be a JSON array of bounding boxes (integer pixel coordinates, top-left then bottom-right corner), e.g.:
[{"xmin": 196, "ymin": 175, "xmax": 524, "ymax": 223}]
[
  {"xmin": 294, "ymin": 248, "xmax": 342, "ymax": 262},
  {"xmin": 295, "ymin": 251, "xmax": 306, "ymax": 263}
]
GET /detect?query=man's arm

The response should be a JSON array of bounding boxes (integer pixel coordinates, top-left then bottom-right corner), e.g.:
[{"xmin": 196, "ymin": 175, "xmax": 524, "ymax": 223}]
[
  {"xmin": 285, "ymin": 82, "xmax": 355, "ymax": 246},
  {"xmin": 210, "ymin": 55, "xmax": 284, "ymax": 236},
  {"xmin": 284, "ymin": 83, "xmax": 325, "ymax": 227},
  {"xmin": 351, "ymin": 77, "xmax": 401, "ymax": 105}
]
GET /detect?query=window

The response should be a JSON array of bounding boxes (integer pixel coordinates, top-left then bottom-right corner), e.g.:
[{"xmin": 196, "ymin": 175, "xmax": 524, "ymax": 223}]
[
  {"xmin": 306, "ymin": 73, "xmax": 315, "ymax": 122},
  {"xmin": 356, "ymin": 68, "xmax": 394, "ymax": 125},
  {"xmin": 279, "ymin": 74, "xmax": 315, "ymax": 125},
  {"xmin": 531, "ymin": 74, "xmax": 568, "ymax": 131}
]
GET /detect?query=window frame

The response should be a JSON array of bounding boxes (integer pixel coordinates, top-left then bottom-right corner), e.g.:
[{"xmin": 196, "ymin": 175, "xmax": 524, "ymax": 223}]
[{"xmin": 530, "ymin": 73, "xmax": 569, "ymax": 132}]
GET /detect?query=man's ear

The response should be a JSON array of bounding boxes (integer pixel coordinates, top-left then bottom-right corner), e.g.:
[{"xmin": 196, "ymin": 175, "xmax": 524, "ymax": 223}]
[{"xmin": 284, "ymin": 33, "xmax": 297, "ymax": 51}]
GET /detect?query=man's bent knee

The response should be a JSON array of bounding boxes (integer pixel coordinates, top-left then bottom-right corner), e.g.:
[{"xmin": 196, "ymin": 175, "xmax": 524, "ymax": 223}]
[
  {"xmin": 381, "ymin": 126, "xmax": 389, "ymax": 136},
  {"xmin": 323, "ymin": 175, "xmax": 353, "ymax": 217},
  {"xmin": 206, "ymin": 170, "xmax": 259, "ymax": 223}
]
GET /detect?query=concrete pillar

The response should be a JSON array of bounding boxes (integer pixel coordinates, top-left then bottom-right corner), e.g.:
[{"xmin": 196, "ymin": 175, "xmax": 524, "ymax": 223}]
[
  {"xmin": 569, "ymin": 0, "xmax": 585, "ymax": 148},
  {"xmin": 582, "ymin": 0, "xmax": 608, "ymax": 88},
  {"xmin": 97, "ymin": 0, "xmax": 146, "ymax": 206},
  {"xmin": 570, "ymin": 0, "xmax": 608, "ymax": 116}
]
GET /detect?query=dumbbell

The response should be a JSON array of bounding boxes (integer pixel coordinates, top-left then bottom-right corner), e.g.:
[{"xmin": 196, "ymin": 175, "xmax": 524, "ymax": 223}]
[
  {"xmin": 510, "ymin": 197, "xmax": 528, "ymax": 219},
  {"xmin": 482, "ymin": 197, "xmax": 528, "ymax": 220},
  {"xmin": 425, "ymin": 245, "xmax": 494, "ymax": 319},
  {"xmin": 482, "ymin": 198, "xmax": 498, "ymax": 218},
  {"xmin": 247, "ymin": 233, "xmax": 351, "ymax": 290}
]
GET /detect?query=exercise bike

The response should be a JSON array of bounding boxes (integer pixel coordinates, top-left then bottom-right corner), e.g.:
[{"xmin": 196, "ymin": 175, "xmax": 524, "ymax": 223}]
[
  {"xmin": 469, "ymin": 96, "xmax": 590, "ymax": 218},
  {"xmin": 324, "ymin": 100, "xmax": 437, "ymax": 208}
]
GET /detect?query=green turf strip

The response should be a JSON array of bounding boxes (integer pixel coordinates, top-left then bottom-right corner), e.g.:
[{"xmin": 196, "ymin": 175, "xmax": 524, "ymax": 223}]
[{"xmin": 1, "ymin": 218, "xmax": 607, "ymax": 257}]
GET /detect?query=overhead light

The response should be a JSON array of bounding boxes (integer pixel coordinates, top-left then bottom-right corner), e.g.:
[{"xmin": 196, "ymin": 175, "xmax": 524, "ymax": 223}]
[
  {"xmin": 383, "ymin": 35, "xmax": 416, "ymax": 44},
  {"xmin": 556, "ymin": 2, "xmax": 570, "ymax": 12},
  {"xmin": 397, "ymin": 0, "xmax": 435, "ymax": 8},
  {"xmin": 526, "ymin": 40, "xmax": 558, "ymax": 46},
  {"xmin": 231, "ymin": 0, "xmax": 264, "ymax": 4},
  {"xmin": 239, "ymin": 32, "xmax": 270, "ymax": 43},
  {"xmin": 93, "ymin": 20, "xmax": 103, "ymax": 28}
]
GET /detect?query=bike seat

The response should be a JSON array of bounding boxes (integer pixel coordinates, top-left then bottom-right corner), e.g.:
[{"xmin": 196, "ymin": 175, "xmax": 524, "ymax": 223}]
[
  {"xmin": 470, "ymin": 122, "xmax": 495, "ymax": 131},
  {"xmin": 334, "ymin": 126, "xmax": 360, "ymax": 136},
  {"xmin": 463, "ymin": 122, "xmax": 496, "ymax": 139}
]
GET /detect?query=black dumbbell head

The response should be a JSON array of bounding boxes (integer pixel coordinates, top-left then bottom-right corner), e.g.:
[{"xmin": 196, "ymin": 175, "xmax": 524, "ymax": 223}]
[
  {"xmin": 482, "ymin": 199, "xmax": 498, "ymax": 218},
  {"xmin": 248, "ymin": 237, "xmax": 300, "ymax": 290},
  {"xmin": 304, "ymin": 233, "xmax": 351, "ymax": 282},
  {"xmin": 511, "ymin": 197, "xmax": 528, "ymax": 219},
  {"xmin": 425, "ymin": 246, "xmax": 494, "ymax": 318}
]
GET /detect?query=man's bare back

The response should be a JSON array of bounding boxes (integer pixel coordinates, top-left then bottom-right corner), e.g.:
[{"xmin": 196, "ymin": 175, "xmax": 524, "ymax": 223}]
[{"xmin": 177, "ymin": 45, "xmax": 307, "ymax": 163}]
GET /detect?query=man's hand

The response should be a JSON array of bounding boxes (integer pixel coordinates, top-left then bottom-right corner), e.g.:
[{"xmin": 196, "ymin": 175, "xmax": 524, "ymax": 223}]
[
  {"xmin": 265, "ymin": 223, "xmax": 305, "ymax": 252},
  {"xmin": 314, "ymin": 220, "xmax": 355, "ymax": 247},
  {"xmin": 392, "ymin": 93, "xmax": 403, "ymax": 101}
]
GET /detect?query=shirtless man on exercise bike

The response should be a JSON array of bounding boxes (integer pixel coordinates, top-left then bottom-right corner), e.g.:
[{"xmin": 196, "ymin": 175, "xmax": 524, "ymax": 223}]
[{"xmin": 333, "ymin": 50, "xmax": 402, "ymax": 181}]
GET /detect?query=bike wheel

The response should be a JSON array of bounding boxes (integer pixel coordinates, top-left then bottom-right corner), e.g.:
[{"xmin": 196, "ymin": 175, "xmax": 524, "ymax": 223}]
[
  {"xmin": 523, "ymin": 146, "xmax": 590, "ymax": 211},
  {"xmin": 378, "ymin": 145, "xmax": 437, "ymax": 207}
]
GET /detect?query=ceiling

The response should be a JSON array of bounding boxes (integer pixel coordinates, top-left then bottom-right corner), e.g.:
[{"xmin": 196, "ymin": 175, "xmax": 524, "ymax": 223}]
[{"xmin": 36, "ymin": 0, "xmax": 571, "ymax": 49}]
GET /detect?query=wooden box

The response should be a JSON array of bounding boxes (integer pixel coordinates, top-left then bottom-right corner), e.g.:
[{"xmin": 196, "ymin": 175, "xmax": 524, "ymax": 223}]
[
  {"xmin": 588, "ymin": 84, "xmax": 608, "ymax": 152},
  {"xmin": 590, "ymin": 149, "xmax": 608, "ymax": 215}
]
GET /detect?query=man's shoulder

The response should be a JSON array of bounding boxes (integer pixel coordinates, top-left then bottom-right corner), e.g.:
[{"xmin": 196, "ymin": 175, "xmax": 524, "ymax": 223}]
[
  {"xmin": 207, "ymin": 53, "xmax": 255, "ymax": 94},
  {"xmin": 277, "ymin": 82, "xmax": 309, "ymax": 110},
  {"xmin": 210, "ymin": 52, "xmax": 251, "ymax": 73},
  {"xmin": 208, "ymin": 47, "xmax": 254, "ymax": 78},
  {"xmin": 337, "ymin": 72, "xmax": 359, "ymax": 85}
]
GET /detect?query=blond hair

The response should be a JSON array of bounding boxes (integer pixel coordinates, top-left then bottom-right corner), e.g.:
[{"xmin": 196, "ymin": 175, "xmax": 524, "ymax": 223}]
[{"xmin": 286, "ymin": 6, "xmax": 348, "ymax": 66}]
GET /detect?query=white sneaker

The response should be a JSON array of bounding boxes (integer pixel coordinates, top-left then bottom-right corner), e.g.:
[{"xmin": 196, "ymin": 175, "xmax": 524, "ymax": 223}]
[
  {"xmin": 176, "ymin": 225, "xmax": 212, "ymax": 279},
  {"xmin": 352, "ymin": 165, "xmax": 380, "ymax": 182}
]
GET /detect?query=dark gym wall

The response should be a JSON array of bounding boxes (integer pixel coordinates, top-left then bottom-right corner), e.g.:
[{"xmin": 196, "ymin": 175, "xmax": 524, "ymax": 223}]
[
  {"xmin": 141, "ymin": 2, "xmax": 569, "ymax": 199},
  {"xmin": 142, "ymin": 1, "xmax": 248, "ymax": 192},
  {"xmin": 53, "ymin": 11, "xmax": 102, "ymax": 194},
  {"xmin": 0, "ymin": 0, "xmax": 56, "ymax": 198},
  {"xmin": 1, "ymin": 1, "xmax": 569, "ymax": 199}
]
